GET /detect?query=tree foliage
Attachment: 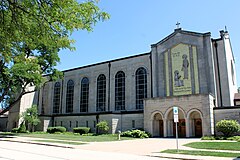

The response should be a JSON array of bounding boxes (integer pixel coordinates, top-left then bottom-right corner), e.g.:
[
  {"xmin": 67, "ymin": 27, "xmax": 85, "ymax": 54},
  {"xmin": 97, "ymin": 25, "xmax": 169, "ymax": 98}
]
[
  {"xmin": 96, "ymin": 120, "xmax": 109, "ymax": 134},
  {"xmin": 21, "ymin": 105, "xmax": 40, "ymax": 132},
  {"xmin": 0, "ymin": 0, "xmax": 109, "ymax": 110},
  {"xmin": 216, "ymin": 120, "xmax": 240, "ymax": 137}
]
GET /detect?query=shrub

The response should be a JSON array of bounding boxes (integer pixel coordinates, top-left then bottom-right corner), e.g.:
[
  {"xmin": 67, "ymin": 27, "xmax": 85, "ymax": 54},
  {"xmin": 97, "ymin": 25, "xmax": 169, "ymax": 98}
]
[
  {"xmin": 131, "ymin": 129, "xmax": 143, "ymax": 138},
  {"xmin": 96, "ymin": 121, "xmax": 109, "ymax": 134},
  {"xmin": 215, "ymin": 136, "xmax": 226, "ymax": 140},
  {"xmin": 21, "ymin": 105, "xmax": 40, "ymax": 132},
  {"xmin": 121, "ymin": 129, "xmax": 149, "ymax": 138},
  {"xmin": 235, "ymin": 136, "xmax": 240, "ymax": 142},
  {"xmin": 121, "ymin": 130, "xmax": 132, "ymax": 137},
  {"xmin": 11, "ymin": 128, "xmax": 19, "ymax": 133},
  {"xmin": 216, "ymin": 120, "xmax": 240, "ymax": 137},
  {"xmin": 145, "ymin": 131, "xmax": 152, "ymax": 138},
  {"xmin": 47, "ymin": 126, "xmax": 66, "ymax": 134},
  {"xmin": 132, "ymin": 129, "xmax": 149, "ymax": 138},
  {"xmin": 73, "ymin": 127, "xmax": 90, "ymax": 135},
  {"xmin": 227, "ymin": 136, "xmax": 240, "ymax": 142},
  {"xmin": 18, "ymin": 122, "xmax": 27, "ymax": 133},
  {"xmin": 201, "ymin": 136, "xmax": 216, "ymax": 140},
  {"xmin": 11, "ymin": 122, "xmax": 27, "ymax": 133}
]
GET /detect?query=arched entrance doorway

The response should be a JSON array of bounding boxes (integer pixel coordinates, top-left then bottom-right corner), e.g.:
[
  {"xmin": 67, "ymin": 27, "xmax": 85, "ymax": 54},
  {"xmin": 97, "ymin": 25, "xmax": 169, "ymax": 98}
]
[
  {"xmin": 188, "ymin": 110, "xmax": 202, "ymax": 137},
  {"xmin": 167, "ymin": 108, "xmax": 186, "ymax": 137},
  {"xmin": 152, "ymin": 113, "xmax": 164, "ymax": 137}
]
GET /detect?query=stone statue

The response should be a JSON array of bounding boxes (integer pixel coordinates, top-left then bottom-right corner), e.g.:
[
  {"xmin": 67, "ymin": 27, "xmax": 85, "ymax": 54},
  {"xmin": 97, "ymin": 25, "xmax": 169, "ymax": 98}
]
[
  {"xmin": 174, "ymin": 70, "xmax": 184, "ymax": 87},
  {"xmin": 181, "ymin": 54, "xmax": 189, "ymax": 79}
]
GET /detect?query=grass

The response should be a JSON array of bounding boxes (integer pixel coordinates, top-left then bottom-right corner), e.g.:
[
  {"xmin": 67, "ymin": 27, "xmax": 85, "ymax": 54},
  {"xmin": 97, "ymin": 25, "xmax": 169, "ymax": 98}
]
[
  {"xmin": 0, "ymin": 132, "xmax": 15, "ymax": 135},
  {"xmin": 161, "ymin": 149, "xmax": 240, "ymax": 158},
  {"xmin": 14, "ymin": 132, "xmax": 135, "ymax": 142},
  {"xmin": 184, "ymin": 142, "xmax": 240, "ymax": 151},
  {"xmin": 201, "ymin": 136, "xmax": 240, "ymax": 142},
  {"xmin": 32, "ymin": 139, "xmax": 86, "ymax": 145}
]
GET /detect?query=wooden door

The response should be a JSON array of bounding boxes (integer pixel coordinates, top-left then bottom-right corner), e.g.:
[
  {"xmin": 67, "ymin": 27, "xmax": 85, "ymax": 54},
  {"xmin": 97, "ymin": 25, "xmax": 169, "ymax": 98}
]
[
  {"xmin": 159, "ymin": 120, "xmax": 164, "ymax": 137},
  {"xmin": 153, "ymin": 120, "xmax": 164, "ymax": 137},
  {"xmin": 173, "ymin": 119, "xmax": 186, "ymax": 137},
  {"xmin": 194, "ymin": 119, "xmax": 202, "ymax": 137}
]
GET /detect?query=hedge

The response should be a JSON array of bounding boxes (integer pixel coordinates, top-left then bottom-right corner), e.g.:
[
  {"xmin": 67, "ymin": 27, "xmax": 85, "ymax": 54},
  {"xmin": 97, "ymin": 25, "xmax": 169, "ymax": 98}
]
[
  {"xmin": 11, "ymin": 122, "xmax": 27, "ymax": 133},
  {"xmin": 121, "ymin": 129, "xmax": 151, "ymax": 138},
  {"xmin": 73, "ymin": 127, "xmax": 90, "ymax": 135},
  {"xmin": 47, "ymin": 126, "xmax": 66, "ymax": 133},
  {"xmin": 216, "ymin": 120, "xmax": 240, "ymax": 137},
  {"xmin": 11, "ymin": 128, "xmax": 19, "ymax": 133}
]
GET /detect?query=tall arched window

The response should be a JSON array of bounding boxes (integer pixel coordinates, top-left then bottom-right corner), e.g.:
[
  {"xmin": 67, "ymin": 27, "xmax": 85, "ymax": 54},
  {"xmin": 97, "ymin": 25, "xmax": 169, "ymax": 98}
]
[
  {"xmin": 53, "ymin": 82, "xmax": 61, "ymax": 113},
  {"xmin": 66, "ymin": 80, "xmax": 74, "ymax": 113},
  {"xmin": 80, "ymin": 77, "xmax": 89, "ymax": 112},
  {"xmin": 136, "ymin": 67, "xmax": 147, "ymax": 110},
  {"xmin": 115, "ymin": 71, "xmax": 125, "ymax": 110},
  {"xmin": 97, "ymin": 74, "xmax": 106, "ymax": 111}
]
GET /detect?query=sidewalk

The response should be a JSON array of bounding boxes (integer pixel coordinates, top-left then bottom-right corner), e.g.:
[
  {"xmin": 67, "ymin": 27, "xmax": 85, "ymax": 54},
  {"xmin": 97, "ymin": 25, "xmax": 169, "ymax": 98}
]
[
  {"xmin": 0, "ymin": 136, "xmax": 76, "ymax": 148},
  {"xmin": 0, "ymin": 136, "xmax": 240, "ymax": 160}
]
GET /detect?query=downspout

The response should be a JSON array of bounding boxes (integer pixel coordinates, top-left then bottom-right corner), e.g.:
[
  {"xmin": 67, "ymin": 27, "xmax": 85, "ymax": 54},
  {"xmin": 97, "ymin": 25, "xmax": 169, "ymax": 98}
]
[
  {"xmin": 51, "ymin": 116, "xmax": 54, "ymax": 127},
  {"xmin": 60, "ymin": 74, "xmax": 64, "ymax": 113},
  {"xmin": 96, "ymin": 114, "xmax": 99, "ymax": 134},
  {"xmin": 108, "ymin": 63, "xmax": 111, "ymax": 111},
  {"xmin": 150, "ymin": 53, "xmax": 153, "ymax": 98}
]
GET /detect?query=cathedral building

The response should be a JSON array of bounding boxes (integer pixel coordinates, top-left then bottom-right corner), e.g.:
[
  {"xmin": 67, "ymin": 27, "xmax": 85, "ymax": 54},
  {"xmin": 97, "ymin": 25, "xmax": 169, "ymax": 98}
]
[{"xmin": 1, "ymin": 28, "xmax": 239, "ymax": 137}]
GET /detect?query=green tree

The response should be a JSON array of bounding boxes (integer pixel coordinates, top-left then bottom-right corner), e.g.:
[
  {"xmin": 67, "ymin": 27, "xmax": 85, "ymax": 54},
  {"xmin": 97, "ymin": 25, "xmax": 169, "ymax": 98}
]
[
  {"xmin": 22, "ymin": 105, "xmax": 40, "ymax": 132},
  {"xmin": 0, "ymin": 0, "xmax": 109, "ymax": 111},
  {"xmin": 216, "ymin": 120, "xmax": 240, "ymax": 137},
  {"xmin": 96, "ymin": 120, "xmax": 109, "ymax": 134}
]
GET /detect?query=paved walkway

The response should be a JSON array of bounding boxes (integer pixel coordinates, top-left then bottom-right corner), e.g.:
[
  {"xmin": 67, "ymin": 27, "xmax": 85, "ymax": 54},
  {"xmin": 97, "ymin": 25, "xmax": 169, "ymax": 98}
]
[
  {"xmin": 1, "ymin": 136, "xmax": 240, "ymax": 160},
  {"xmin": 75, "ymin": 138, "xmax": 199, "ymax": 155}
]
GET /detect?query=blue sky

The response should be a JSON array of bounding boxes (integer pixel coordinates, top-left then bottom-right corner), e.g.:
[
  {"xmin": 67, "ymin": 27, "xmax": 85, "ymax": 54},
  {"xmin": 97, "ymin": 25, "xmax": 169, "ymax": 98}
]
[{"xmin": 57, "ymin": 0, "xmax": 240, "ymax": 87}]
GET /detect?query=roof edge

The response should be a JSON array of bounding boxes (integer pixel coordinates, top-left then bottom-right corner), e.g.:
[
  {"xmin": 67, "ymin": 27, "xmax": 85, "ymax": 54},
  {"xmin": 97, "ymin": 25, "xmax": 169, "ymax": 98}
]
[
  {"xmin": 151, "ymin": 28, "xmax": 211, "ymax": 47},
  {"xmin": 63, "ymin": 52, "xmax": 150, "ymax": 73}
]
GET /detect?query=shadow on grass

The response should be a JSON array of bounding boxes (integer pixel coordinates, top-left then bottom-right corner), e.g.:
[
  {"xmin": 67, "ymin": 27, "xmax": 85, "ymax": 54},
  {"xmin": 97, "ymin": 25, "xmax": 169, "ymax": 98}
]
[{"xmin": 0, "ymin": 132, "xmax": 17, "ymax": 138}]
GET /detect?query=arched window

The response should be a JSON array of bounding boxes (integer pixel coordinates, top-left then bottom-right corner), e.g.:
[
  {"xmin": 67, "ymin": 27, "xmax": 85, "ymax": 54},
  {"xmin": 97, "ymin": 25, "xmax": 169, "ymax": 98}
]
[
  {"xmin": 115, "ymin": 71, "xmax": 125, "ymax": 110},
  {"xmin": 53, "ymin": 82, "xmax": 61, "ymax": 113},
  {"xmin": 80, "ymin": 77, "xmax": 89, "ymax": 112},
  {"xmin": 136, "ymin": 67, "xmax": 147, "ymax": 109},
  {"xmin": 66, "ymin": 80, "xmax": 74, "ymax": 113},
  {"xmin": 97, "ymin": 74, "xmax": 106, "ymax": 111}
]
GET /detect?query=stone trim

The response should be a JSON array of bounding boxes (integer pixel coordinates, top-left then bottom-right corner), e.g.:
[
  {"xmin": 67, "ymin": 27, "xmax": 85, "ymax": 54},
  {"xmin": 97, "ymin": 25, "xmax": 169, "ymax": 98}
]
[
  {"xmin": 151, "ymin": 29, "xmax": 211, "ymax": 47},
  {"xmin": 213, "ymin": 106, "xmax": 240, "ymax": 110},
  {"xmin": 168, "ymin": 49, "xmax": 173, "ymax": 96},
  {"xmin": 189, "ymin": 45, "xmax": 195, "ymax": 94}
]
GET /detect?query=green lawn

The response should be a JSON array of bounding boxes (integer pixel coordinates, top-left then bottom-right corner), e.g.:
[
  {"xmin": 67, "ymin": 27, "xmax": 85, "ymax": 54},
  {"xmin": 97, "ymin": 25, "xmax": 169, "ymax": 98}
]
[
  {"xmin": 0, "ymin": 132, "xmax": 16, "ymax": 137},
  {"xmin": 161, "ymin": 149, "xmax": 240, "ymax": 158},
  {"xmin": 15, "ymin": 132, "xmax": 135, "ymax": 142},
  {"xmin": 184, "ymin": 142, "xmax": 240, "ymax": 151}
]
